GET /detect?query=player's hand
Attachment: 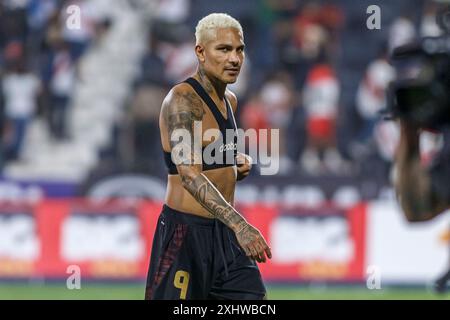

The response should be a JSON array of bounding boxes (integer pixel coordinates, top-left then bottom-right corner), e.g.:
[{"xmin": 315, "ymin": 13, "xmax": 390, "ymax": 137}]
[
  {"xmin": 236, "ymin": 153, "xmax": 252, "ymax": 181},
  {"xmin": 235, "ymin": 223, "xmax": 272, "ymax": 263}
]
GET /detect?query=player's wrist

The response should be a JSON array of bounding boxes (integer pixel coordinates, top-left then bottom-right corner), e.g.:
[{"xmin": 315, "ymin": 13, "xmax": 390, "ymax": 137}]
[{"xmin": 232, "ymin": 220, "xmax": 249, "ymax": 234}]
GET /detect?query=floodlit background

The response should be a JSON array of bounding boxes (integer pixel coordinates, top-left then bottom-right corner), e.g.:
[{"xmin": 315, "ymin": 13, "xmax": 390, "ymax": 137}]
[{"xmin": 0, "ymin": 0, "xmax": 449, "ymax": 299}]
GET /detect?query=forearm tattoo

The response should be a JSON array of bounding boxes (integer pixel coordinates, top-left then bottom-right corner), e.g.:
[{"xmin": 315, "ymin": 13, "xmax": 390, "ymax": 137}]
[{"xmin": 183, "ymin": 173, "xmax": 247, "ymax": 232}]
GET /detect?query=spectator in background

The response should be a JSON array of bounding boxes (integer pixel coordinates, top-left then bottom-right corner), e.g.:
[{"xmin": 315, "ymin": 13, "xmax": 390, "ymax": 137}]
[
  {"xmin": 151, "ymin": 10, "xmax": 197, "ymax": 86},
  {"xmin": 162, "ymin": 39, "xmax": 197, "ymax": 85},
  {"xmin": 152, "ymin": 0, "xmax": 191, "ymax": 56},
  {"xmin": 241, "ymin": 72, "xmax": 295, "ymax": 174},
  {"xmin": 293, "ymin": 0, "xmax": 343, "ymax": 55},
  {"xmin": 0, "ymin": 0, "xmax": 29, "ymax": 45},
  {"xmin": 155, "ymin": 0, "xmax": 190, "ymax": 26},
  {"xmin": 350, "ymin": 46, "xmax": 396, "ymax": 178},
  {"xmin": 2, "ymin": 58, "xmax": 41, "ymax": 160},
  {"xmin": 372, "ymin": 121, "xmax": 400, "ymax": 166},
  {"xmin": 240, "ymin": 94, "xmax": 269, "ymax": 137},
  {"xmin": 279, "ymin": 0, "xmax": 343, "ymax": 89},
  {"xmin": 260, "ymin": 72, "xmax": 296, "ymax": 174},
  {"xmin": 420, "ymin": 0, "xmax": 443, "ymax": 37},
  {"xmin": 301, "ymin": 53, "xmax": 343, "ymax": 175},
  {"xmin": 42, "ymin": 33, "xmax": 75, "ymax": 140},
  {"xmin": 138, "ymin": 29, "xmax": 166, "ymax": 86},
  {"xmin": 60, "ymin": 0, "xmax": 97, "ymax": 60},
  {"xmin": 388, "ymin": 15, "xmax": 416, "ymax": 54},
  {"xmin": 240, "ymin": 94, "xmax": 271, "ymax": 176},
  {"xmin": 123, "ymin": 83, "xmax": 167, "ymax": 175},
  {"xmin": 251, "ymin": 0, "xmax": 297, "ymax": 86},
  {"xmin": 118, "ymin": 28, "xmax": 169, "ymax": 175},
  {"xmin": 26, "ymin": 0, "xmax": 58, "ymax": 62},
  {"xmin": 280, "ymin": 10, "xmax": 327, "ymax": 88},
  {"xmin": 354, "ymin": 46, "xmax": 395, "ymax": 157}
]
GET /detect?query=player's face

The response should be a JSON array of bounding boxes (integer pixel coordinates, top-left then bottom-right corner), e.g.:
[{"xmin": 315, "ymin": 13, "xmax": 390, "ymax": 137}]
[{"xmin": 200, "ymin": 27, "xmax": 245, "ymax": 84}]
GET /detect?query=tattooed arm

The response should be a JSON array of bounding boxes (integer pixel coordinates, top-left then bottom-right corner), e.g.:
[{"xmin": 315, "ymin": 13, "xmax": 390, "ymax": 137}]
[
  {"xmin": 394, "ymin": 120, "xmax": 448, "ymax": 222},
  {"xmin": 165, "ymin": 86, "xmax": 271, "ymax": 262}
]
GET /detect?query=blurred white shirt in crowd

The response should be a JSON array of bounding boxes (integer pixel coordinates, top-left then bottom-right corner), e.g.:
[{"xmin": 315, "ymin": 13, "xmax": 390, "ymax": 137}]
[
  {"xmin": 420, "ymin": 13, "xmax": 443, "ymax": 37},
  {"xmin": 388, "ymin": 17, "xmax": 416, "ymax": 53},
  {"xmin": 2, "ymin": 73, "xmax": 41, "ymax": 119},
  {"xmin": 260, "ymin": 80, "xmax": 292, "ymax": 128},
  {"xmin": 156, "ymin": 0, "xmax": 190, "ymax": 23},
  {"xmin": 374, "ymin": 121, "xmax": 400, "ymax": 162},
  {"xmin": 303, "ymin": 65, "xmax": 339, "ymax": 120},
  {"xmin": 50, "ymin": 51, "xmax": 76, "ymax": 96},
  {"xmin": 356, "ymin": 58, "xmax": 395, "ymax": 119},
  {"xmin": 161, "ymin": 41, "xmax": 197, "ymax": 84}
]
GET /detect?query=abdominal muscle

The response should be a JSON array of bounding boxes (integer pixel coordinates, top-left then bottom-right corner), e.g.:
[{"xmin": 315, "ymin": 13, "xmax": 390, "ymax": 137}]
[{"xmin": 165, "ymin": 165, "xmax": 237, "ymax": 218}]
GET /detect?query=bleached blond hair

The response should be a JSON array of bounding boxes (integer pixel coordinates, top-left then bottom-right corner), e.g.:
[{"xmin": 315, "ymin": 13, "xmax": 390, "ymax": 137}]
[{"xmin": 195, "ymin": 13, "xmax": 243, "ymax": 45}]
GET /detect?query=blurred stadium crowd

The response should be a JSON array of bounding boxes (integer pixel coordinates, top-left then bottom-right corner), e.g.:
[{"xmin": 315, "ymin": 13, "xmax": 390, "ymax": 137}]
[{"xmin": 0, "ymin": 0, "xmax": 445, "ymax": 183}]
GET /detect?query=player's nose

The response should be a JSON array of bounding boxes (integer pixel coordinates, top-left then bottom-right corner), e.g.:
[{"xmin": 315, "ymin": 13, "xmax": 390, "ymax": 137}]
[{"xmin": 228, "ymin": 50, "xmax": 240, "ymax": 65}]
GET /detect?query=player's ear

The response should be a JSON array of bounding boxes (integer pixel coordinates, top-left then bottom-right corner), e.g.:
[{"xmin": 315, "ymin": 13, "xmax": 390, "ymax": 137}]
[{"xmin": 195, "ymin": 44, "xmax": 206, "ymax": 63}]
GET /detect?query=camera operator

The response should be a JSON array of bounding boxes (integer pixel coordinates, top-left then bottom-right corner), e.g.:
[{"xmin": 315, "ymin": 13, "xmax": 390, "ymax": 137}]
[
  {"xmin": 391, "ymin": 10, "xmax": 450, "ymax": 220},
  {"xmin": 390, "ymin": 4, "xmax": 450, "ymax": 292},
  {"xmin": 394, "ymin": 73, "xmax": 450, "ymax": 295}
]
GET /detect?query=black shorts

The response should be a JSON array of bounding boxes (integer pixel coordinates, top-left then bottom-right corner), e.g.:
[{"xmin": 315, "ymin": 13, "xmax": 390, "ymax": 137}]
[{"xmin": 145, "ymin": 204, "xmax": 266, "ymax": 300}]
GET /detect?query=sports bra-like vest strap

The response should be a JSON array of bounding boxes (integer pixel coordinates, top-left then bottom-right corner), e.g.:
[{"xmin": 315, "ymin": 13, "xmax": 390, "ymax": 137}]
[{"xmin": 184, "ymin": 77, "xmax": 235, "ymax": 132}]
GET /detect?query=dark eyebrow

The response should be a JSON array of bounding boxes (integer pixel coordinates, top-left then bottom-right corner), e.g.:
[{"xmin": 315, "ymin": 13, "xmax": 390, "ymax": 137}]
[
  {"xmin": 215, "ymin": 44, "xmax": 245, "ymax": 50},
  {"xmin": 215, "ymin": 44, "xmax": 233, "ymax": 48}
]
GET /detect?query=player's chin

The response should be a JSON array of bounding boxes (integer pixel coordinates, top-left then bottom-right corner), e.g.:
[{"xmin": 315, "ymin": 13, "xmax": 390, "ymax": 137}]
[
  {"xmin": 223, "ymin": 78, "xmax": 238, "ymax": 84},
  {"xmin": 222, "ymin": 74, "xmax": 239, "ymax": 83}
]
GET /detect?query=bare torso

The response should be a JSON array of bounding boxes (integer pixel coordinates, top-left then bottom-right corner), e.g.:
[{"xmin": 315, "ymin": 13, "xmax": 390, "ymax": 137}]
[{"xmin": 160, "ymin": 78, "xmax": 237, "ymax": 218}]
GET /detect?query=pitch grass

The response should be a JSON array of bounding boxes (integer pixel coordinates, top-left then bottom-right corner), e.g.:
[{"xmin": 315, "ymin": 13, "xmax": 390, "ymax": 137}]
[{"xmin": 0, "ymin": 283, "xmax": 449, "ymax": 300}]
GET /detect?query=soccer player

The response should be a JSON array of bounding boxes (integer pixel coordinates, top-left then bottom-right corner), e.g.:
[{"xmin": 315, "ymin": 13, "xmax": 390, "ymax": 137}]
[{"xmin": 145, "ymin": 13, "xmax": 272, "ymax": 300}]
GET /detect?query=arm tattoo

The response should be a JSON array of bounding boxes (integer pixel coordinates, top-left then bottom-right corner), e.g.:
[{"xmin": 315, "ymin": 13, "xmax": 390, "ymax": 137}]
[
  {"xmin": 183, "ymin": 173, "xmax": 247, "ymax": 232},
  {"xmin": 166, "ymin": 90, "xmax": 247, "ymax": 231},
  {"xmin": 167, "ymin": 92, "xmax": 204, "ymax": 132},
  {"xmin": 167, "ymin": 92, "xmax": 204, "ymax": 165}
]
